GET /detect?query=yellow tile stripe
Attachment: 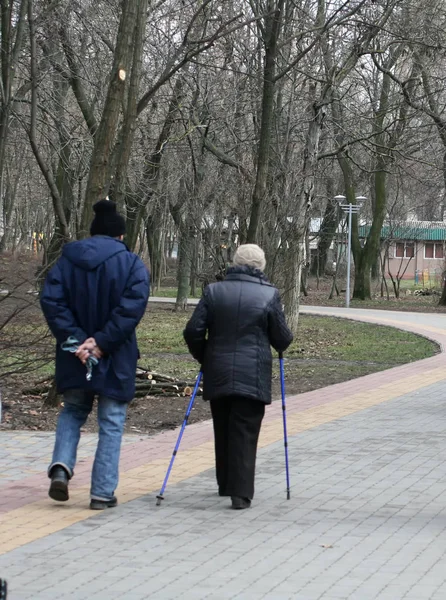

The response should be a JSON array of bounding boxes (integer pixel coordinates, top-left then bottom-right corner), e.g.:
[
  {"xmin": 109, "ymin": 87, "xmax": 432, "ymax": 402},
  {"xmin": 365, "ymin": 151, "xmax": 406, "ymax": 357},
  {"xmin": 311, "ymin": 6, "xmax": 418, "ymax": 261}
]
[{"xmin": 1, "ymin": 365, "xmax": 444, "ymax": 557}]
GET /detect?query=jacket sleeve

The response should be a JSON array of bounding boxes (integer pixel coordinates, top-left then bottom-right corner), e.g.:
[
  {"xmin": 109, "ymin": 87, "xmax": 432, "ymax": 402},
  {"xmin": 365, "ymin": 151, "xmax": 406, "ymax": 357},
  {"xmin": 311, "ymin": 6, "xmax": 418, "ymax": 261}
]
[
  {"xmin": 40, "ymin": 260, "xmax": 88, "ymax": 344},
  {"xmin": 94, "ymin": 257, "xmax": 150, "ymax": 354},
  {"xmin": 183, "ymin": 290, "xmax": 209, "ymax": 364},
  {"xmin": 267, "ymin": 290, "xmax": 294, "ymax": 353}
]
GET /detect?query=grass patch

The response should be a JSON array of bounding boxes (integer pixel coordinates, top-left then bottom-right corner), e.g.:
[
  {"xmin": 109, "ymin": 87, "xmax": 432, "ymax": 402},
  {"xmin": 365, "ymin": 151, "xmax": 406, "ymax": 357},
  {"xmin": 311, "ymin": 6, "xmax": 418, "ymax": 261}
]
[
  {"xmin": 152, "ymin": 287, "xmax": 178, "ymax": 298},
  {"xmin": 137, "ymin": 308, "xmax": 437, "ymax": 364},
  {"xmin": 288, "ymin": 316, "xmax": 436, "ymax": 364},
  {"xmin": 138, "ymin": 356, "xmax": 197, "ymax": 380},
  {"xmin": 1, "ymin": 305, "xmax": 439, "ymax": 433},
  {"xmin": 138, "ymin": 305, "xmax": 189, "ymax": 355},
  {"xmin": 136, "ymin": 310, "xmax": 431, "ymax": 394},
  {"xmin": 152, "ymin": 287, "xmax": 200, "ymax": 299},
  {"xmin": 1, "ymin": 306, "xmax": 438, "ymax": 382}
]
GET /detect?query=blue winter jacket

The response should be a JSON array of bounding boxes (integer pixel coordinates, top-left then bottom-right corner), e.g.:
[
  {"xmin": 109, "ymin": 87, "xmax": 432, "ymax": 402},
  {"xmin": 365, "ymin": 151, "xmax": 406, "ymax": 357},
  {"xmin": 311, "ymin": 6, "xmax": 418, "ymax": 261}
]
[{"xmin": 40, "ymin": 236, "xmax": 150, "ymax": 402}]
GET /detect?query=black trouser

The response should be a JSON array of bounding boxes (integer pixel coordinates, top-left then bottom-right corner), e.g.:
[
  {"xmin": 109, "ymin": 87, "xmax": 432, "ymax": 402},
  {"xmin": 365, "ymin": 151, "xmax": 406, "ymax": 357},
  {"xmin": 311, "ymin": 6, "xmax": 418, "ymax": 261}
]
[{"xmin": 210, "ymin": 396, "xmax": 265, "ymax": 500}]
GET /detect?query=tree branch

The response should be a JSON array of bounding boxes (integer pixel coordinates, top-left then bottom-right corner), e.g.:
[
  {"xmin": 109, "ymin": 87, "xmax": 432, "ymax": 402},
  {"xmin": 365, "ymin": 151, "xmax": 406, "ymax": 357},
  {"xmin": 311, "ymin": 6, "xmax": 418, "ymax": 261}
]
[
  {"xmin": 191, "ymin": 113, "xmax": 252, "ymax": 181},
  {"xmin": 27, "ymin": 0, "xmax": 69, "ymax": 239},
  {"xmin": 183, "ymin": 0, "xmax": 214, "ymax": 45},
  {"xmin": 274, "ymin": 0, "xmax": 372, "ymax": 82},
  {"xmin": 137, "ymin": 12, "xmax": 268, "ymax": 115},
  {"xmin": 58, "ymin": 25, "xmax": 98, "ymax": 137}
]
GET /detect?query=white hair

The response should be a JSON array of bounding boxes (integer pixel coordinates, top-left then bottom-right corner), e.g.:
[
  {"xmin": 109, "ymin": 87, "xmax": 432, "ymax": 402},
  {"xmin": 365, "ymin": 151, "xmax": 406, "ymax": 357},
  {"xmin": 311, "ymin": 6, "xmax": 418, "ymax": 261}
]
[{"xmin": 233, "ymin": 244, "xmax": 266, "ymax": 271}]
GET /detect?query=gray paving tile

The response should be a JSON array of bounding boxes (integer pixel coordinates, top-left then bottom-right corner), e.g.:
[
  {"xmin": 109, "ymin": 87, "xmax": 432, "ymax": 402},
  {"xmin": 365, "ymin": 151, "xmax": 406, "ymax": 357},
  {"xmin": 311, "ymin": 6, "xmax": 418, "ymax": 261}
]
[{"xmin": 4, "ymin": 380, "xmax": 446, "ymax": 599}]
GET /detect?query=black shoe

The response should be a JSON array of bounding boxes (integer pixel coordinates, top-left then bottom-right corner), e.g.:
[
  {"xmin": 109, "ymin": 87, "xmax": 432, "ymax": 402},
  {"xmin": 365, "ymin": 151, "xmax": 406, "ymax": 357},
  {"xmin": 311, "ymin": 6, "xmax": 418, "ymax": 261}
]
[
  {"xmin": 231, "ymin": 496, "xmax": 251, "ymax": 510},
  {"xmin": 0, "ymin": 578, "xmax": 7, "ymax": 600},
  {"xmin": 48, "ymin": 466, "xmax": 69, "ymax": 502},
  {"xmin": 90, "ymin": 496, "xmax": 118, "ymax": 510}
]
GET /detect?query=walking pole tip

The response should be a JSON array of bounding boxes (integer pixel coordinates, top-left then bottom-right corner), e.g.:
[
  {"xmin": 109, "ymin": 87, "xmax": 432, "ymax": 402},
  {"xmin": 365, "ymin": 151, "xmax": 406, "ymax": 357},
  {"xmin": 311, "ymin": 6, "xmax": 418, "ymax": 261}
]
[
  {"xmin": 156, "ymin": 495, "xmax": 164, "ymax": 506},
  {"xmin": 287, "ymin": 490, "xmax": 291, "ymax": 500}
]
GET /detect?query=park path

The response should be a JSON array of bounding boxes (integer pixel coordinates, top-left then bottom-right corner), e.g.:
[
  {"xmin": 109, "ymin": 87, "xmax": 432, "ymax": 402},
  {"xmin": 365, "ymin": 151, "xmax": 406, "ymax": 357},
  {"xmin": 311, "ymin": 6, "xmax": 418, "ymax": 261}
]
[{"xmin": 1, "ymin": 306, "xmax": 446, "ymax": 599}]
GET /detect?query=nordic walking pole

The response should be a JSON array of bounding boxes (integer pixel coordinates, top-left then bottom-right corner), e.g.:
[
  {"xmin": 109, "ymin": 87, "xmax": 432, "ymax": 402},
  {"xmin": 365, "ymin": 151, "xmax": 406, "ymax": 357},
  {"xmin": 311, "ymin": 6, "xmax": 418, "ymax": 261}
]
[
  {"xmin": 279, "ymin": 353, "xmax": 291, "ymax": 500},
  {"xmin": 156, "ymin": 372, "xmax": 203, "ymax": 506}
]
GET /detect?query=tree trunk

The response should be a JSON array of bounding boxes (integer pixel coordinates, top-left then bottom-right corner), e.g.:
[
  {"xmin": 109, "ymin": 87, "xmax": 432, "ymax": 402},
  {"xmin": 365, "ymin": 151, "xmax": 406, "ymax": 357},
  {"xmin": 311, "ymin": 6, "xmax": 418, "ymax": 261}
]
[
  {"xmin": 80, "ymin": 0, "xmax": 139, "ymax": 235},
  {"xmin": 0, "ymin": 0, "xmax": 28, "ymax": 250},
  {"xmin": 283, "ymin": 78, "xmax": 325, "ymax": 330},
  {"xmin": 353, "ymin": 166, "xmax": 387, "ymax": 299},
  {"xmin": 190, "ymin": 231, "xmax": 201, "ymax": 298},
  {"xmin": 38, "ymin": 65, "xmax": 75, "ymax": 277},
  {"xmin": 125, "ymin": 78, "xmax": 184, "ymax": 251},
  {"xmin": 111, "ymin": 0, "xmax": 149, "ymax": 212},
  {"xmin": 0, "ymin": 164, "xmax": 21, "ymax": 252},
  {"xmin": 439, "ymin": 273, "xmax": 446, "ymax": 306},
  {"xmin": 146, "ymin": 209, "xmax": 166, "ymax": 292},
  {"xmin": 175, "ymin": 218, "xmax": 194, "ymax": 311},
  {"xmin": 371, "ymin": 257, "xmax": 380, "ymax": 281},
  {"xmin": 351, "ymin": 45, "xmax": 407, "ymax": 299},
  {"xmin": 28, "ymin": 0, "xmax": 69, "ymax": 247},
  {"xmin": 282, "ymin": 237, "xmax": 302, "ymax": 333},
  {"xmin": 300, "ymin": 228, "xmax": 310, "ymax": 295},
  {"xmin": 247, "ymin": 2, "xmax": 284, "ymax": 243},
  {"xmin": 311, "ymin": 196, "xmax": 340, "ymax": 276},
  {"xmin": 44, "ymin": 380, "xmax": 59, "ymax": 408},
  {"xmin": 352, "ymin": 251, "xmax": 372, "ymax": 300}
]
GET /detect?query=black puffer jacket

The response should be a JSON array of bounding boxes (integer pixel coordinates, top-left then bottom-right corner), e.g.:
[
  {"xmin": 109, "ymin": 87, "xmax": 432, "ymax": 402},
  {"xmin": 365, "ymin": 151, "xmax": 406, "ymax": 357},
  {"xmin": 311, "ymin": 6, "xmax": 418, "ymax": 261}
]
[{"xmin": 183, "ymin": 265, "xmax": 293, "ymax": 404}]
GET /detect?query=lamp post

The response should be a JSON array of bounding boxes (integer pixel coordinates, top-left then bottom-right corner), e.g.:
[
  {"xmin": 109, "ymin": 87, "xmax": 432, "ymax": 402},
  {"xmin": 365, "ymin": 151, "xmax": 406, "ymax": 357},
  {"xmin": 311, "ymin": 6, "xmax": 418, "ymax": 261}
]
[{"xmin": 335, "ymin": 195, "xmax": 366, "ymax": 308}]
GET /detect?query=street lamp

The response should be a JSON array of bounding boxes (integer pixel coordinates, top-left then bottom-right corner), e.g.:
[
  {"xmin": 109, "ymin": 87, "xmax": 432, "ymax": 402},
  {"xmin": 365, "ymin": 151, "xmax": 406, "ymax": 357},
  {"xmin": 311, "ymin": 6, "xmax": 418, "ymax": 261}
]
[{"xmin": 335, "ymin": 195, "xmax": 367, "ymax": 308}]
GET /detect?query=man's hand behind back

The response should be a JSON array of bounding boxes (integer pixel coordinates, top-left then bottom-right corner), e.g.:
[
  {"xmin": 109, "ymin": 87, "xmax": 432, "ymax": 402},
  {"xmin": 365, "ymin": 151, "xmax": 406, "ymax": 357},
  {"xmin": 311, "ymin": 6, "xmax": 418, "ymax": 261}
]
[{"xmin": 75, "ymin": 338, "xmax": 103, "ymax": 365}]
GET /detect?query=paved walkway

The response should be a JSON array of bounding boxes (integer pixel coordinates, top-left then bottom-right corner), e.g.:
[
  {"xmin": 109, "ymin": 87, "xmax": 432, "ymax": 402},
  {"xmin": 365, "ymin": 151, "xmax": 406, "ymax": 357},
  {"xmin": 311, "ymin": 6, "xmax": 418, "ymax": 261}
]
[{"xmin": 1, "ymin": 307, "xmax": 446, "ymax": 600}]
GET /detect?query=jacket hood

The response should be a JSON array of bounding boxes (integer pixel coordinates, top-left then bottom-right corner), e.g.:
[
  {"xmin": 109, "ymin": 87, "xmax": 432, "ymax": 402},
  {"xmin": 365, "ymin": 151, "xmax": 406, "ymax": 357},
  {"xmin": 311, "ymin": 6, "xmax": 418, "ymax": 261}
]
[
  {"xmin": 62, "ymin": 236, "xmax": 128, "ymax": 271},
  {"xmin": 225, "ymin": 264, "xmax": 269, "ymax": 282}
]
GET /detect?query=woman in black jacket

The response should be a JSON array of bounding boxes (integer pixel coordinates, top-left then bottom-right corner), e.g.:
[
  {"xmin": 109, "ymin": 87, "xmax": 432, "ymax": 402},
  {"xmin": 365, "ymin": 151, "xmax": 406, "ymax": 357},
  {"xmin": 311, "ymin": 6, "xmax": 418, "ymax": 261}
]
[{"xmin": 184, "ymin": 244, "xmax": 293, "ymax": 509}]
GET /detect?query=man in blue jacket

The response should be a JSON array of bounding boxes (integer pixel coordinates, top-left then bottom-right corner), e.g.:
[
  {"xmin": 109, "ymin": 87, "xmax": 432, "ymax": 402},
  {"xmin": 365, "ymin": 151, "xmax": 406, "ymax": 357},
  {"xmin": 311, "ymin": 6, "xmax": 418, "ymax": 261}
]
[{"xmin": 40, "ymin": 199, "xmax": 150, "ymax": 510}]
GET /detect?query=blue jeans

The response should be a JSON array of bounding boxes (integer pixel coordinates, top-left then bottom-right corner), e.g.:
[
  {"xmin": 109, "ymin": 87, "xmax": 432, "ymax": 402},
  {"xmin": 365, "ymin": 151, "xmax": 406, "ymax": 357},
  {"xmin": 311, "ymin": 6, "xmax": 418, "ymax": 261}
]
[{"xmin": 48, "ymin": 390, "xmax": 128, "ymax": 501}]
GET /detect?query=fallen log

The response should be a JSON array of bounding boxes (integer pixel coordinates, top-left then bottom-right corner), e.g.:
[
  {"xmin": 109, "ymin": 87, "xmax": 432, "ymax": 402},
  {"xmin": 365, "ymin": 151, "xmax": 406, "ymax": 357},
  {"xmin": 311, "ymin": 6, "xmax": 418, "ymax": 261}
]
[
  {"xmin": 23, "ymin": 368, "xmax": 201, "ymax": 399},
  {"xmin": 23, "ymin": 384, "xmax": 52, "ymax": 396},
  {"xmin": 135, "ymin": 387, "xmax": 203, "ymax": 398},
  {"xmin": 135, "ymin": 380, "xmax": 194, "ymax": 389},
  {"xmin": 136, "ymin": 368, "xmax": 179, "ymax": 383}
]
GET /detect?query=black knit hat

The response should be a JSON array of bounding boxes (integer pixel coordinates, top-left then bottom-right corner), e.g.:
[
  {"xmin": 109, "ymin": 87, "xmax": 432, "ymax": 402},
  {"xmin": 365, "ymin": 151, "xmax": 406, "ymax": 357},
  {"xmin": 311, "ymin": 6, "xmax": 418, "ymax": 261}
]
[{"xmin": 90, "ymin": 199, "xmax": 126, "ymax": 238}]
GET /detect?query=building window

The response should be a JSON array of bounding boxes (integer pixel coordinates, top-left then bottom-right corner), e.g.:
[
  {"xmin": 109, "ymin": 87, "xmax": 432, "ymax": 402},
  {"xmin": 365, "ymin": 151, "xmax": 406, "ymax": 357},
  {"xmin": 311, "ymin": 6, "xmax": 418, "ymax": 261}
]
[
  {"xmin": 425, "ymin": 243, "xmax": 444, "ymax": 259},
  {"xmin": 396, "ymin": 242, "xmax": 415, "ymax": 259}
]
